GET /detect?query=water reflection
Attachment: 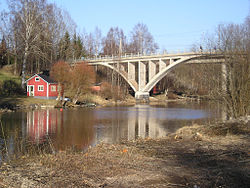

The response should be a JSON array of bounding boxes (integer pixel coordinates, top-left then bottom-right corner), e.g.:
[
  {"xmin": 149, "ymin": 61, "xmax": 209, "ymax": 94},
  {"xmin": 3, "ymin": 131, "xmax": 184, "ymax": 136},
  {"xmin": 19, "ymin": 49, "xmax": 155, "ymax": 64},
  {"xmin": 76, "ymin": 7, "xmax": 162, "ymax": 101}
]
[
  {"xmin": 127, "ymin": 107, "xmax": 166, "ymax": 140},
  {"xmin": 27, "ymin": 109, "xmax": 95, "ymax": 151},
  {"xmin": 27, "ymin": 110, "xmax": 61, "ymax": 143},
  {"xmin": 0, "ymin": 102, "xmax": 223, "ymax": 162},
  {"xmin": 93, "ymin": 104, "xmax": 217, "ymax": 144}
]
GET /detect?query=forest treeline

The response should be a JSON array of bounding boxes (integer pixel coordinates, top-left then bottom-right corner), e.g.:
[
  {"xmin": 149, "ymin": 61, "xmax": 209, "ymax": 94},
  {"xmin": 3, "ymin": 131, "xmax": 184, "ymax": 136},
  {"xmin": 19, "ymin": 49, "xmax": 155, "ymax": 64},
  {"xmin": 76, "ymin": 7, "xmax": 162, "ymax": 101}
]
[{"xmin": 0, "ymin": 0, "xmax": 158, "ymax": 88}]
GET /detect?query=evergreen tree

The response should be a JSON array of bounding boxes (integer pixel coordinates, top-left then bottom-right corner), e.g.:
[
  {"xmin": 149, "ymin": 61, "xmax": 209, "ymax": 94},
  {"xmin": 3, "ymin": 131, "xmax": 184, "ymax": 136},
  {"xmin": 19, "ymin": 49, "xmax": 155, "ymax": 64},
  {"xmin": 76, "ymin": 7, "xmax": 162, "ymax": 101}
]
[
  {"xmin": 0, "ymin": 37, "xmax": 8, "ymax": 67},
  {"xmin": 72, "ymin": 33, "xmax": 84, "ymax": 60},
  {"xmin": 58, "ymin": 31, "xmax": 71, "ymax": 60},
  {"xmin": 76, "ymin": 35, "xmax": 84, "ymax": 59}
]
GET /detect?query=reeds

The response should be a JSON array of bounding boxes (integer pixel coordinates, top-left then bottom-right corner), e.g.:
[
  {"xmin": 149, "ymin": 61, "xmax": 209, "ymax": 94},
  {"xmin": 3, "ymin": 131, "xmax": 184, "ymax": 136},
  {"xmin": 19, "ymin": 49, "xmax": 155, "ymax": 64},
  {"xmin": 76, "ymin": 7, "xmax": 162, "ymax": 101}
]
[
  {"xmin": 0, "ymin": 123, "xmax": 56, "ymax": 163},
  {"xmin": 0, "ymin": 120, "xmax": 9, "ymax": 161}
]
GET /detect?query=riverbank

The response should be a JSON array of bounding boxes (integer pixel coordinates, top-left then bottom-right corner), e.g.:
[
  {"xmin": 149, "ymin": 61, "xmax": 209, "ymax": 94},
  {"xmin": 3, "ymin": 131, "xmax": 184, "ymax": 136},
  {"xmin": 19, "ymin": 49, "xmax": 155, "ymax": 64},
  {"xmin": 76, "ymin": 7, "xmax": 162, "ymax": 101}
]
[
  {"xmin": 0, "ymin": 95, "xmax": 131, "ymax": 112},
  {"xmin": 0, "ymin": 93, "xmax": 206, "ymax": 113},
  {"xmin": 0, "ymin": 96, "xmax": 58, "ymax": 112},
  {"xmin": 0, "ymin": 120, "xmax": 249, "ymax": 187}
]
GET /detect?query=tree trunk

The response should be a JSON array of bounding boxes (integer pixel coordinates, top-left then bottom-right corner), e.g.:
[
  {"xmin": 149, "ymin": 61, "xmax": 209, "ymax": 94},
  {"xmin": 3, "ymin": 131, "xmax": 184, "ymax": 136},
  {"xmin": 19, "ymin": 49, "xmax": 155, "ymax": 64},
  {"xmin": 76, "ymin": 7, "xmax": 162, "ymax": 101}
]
[
  {"xmin": 14, "ymin": 54, "xmax": 17, "ymax": 75},
  {"xmin": 73, "ymin": 87, "xmax": 81, "ymax": 105},
  {"xmin": 37, "ymin": 58, "xmax": 40, "ymax": 73},
  {"xmin": 7, "ymin": 53, "xmax": 10, "ymax": 65},
  {"xmin": 21, "ymin": 51, "xmax": 28, "ymax": 89},
  {"xmin": 57, "ymin": 83, "xmax": 62, "ymax": 100}
]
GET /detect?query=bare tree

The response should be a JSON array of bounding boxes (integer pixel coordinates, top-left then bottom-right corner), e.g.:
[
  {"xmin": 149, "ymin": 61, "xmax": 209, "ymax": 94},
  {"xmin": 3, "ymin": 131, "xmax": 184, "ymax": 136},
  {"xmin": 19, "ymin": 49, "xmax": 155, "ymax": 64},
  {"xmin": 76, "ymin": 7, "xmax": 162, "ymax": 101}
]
[
  {"xmin": 129, "ymin": 23, "xmax": 158, "ymax": 54},
  {"xmin": 0, "ymin": 9, "xmax": 20, "ymax": 72},
  {"xmin": 50, "ymin": 60, "xmax": 70, "ymax": 100},
  {"xmin": 102, "ymin": 27, "xmax": 126, "ymax": 56},
  {"xmin": 7, "ymin": 0, "xmax": 48, "ymax": 88},
  {"xmin": 200, "ymin": 17, "xmax": 250, "ymax": 118},
  {"xmin": 93, "ymin": 27, "xmax": 102, "ymax": 57},
  {"xmin": 70, "ymin": 62, "xmax": 96, "ymax": 104},
  {"xmin": 2, "ymin": 0, "xmax": 76, "ymax": 81}
]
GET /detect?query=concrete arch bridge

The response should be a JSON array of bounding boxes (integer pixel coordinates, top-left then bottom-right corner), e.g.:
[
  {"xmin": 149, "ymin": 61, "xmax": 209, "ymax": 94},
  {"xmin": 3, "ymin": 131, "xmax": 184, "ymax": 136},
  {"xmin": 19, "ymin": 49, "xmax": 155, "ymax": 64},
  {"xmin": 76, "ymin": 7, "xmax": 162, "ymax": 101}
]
[{"xmin": 84, "ymin": 52, "xmax": 225, "ymax": 100}]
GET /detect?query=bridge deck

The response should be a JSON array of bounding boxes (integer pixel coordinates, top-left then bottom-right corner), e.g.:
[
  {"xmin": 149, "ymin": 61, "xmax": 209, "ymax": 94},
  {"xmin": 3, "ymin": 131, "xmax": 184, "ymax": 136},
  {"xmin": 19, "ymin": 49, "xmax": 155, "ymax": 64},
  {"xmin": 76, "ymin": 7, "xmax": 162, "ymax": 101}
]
[{"xmin": 84, "ymin": 52, "xmax": 224, "ymax": 64}]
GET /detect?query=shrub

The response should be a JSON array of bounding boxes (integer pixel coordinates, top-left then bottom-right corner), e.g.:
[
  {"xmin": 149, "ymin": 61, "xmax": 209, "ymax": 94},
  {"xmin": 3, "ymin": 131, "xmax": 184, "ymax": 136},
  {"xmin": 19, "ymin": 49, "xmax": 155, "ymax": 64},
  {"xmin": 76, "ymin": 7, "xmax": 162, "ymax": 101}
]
[
  {"xmin": 0, "ymin": 79, "xmax": 24, "ymax": 96},
  {"xmin": 100, "ymin": 82, "xmax": 125, "ymax": 101},
  {"xmin": 100, "ymin": 82, "xmax": 112, "ymax": 99}
]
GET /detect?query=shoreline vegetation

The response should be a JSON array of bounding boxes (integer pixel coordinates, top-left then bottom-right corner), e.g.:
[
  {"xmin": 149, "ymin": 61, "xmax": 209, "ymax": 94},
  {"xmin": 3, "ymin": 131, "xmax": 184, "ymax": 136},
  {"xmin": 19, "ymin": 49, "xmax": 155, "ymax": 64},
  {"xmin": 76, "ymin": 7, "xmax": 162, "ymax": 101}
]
[
  {"xmin": 0, "ymin": 121, "xmax": 249, "ymax": 187},
  {"xmin": 0, "ymin": 92, "xmax": 212, "ymax": 113},
  {"xmin": 0, "ymin": 94, "xmax": 136, "ymax": 113}
]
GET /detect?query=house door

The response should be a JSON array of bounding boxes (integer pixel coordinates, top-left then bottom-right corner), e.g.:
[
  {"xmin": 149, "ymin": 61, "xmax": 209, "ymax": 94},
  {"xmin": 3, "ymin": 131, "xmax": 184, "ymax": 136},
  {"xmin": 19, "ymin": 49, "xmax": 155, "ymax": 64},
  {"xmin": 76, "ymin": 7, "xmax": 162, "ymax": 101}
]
[{"xmin": 29, "ymin": 86, "xmax": 34, "ymax": 96}]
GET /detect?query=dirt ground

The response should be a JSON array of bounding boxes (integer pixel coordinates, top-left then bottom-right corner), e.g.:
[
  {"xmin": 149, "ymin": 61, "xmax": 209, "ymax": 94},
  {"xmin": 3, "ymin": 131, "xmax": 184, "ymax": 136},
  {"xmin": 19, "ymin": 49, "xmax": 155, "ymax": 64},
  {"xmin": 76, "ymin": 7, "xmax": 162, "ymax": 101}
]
[{"xmin": 0, "ymin": 123, "xmax": 249, "ymax": 188}]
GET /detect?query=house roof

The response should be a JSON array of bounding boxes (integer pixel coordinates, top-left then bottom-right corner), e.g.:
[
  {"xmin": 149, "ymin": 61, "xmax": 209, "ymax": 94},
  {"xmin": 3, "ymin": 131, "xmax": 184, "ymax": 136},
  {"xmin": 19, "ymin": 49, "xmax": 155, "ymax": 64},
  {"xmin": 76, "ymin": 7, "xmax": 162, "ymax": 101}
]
[
  {"xmin": 26, "ymin": 74, "xmax": 57, "ymax": 84},
  {"xmin": 37, "ymin": 74, "xmax": 56, "ymax": 83}
]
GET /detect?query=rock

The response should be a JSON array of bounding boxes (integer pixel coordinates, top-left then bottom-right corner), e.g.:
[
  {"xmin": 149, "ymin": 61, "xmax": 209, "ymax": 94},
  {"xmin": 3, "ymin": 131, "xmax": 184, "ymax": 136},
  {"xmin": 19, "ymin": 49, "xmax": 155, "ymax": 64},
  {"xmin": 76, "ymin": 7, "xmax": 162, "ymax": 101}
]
[
  {"xmin": 193, "ymin": 132, "xmax": 202, "ymax": 141},
  {"xmin": 174, "ymin": 135, "xmax": 182, "ymax": 140}
]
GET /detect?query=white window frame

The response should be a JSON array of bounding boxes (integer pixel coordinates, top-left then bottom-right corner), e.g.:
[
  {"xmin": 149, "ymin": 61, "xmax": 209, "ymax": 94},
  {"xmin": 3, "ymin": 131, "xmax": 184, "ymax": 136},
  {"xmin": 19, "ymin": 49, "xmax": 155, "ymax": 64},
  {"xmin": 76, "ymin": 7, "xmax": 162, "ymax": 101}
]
[
  {"xmin": 38, "ymin": 85, "xmax": 44, "ymax": 91},
  {"xmin": 35, "ymin": 77, "xmax": 40, "ymax": 82},
  {"xmin": 51, "ymin": 85, "xmax": 56, "ymax": 92}
]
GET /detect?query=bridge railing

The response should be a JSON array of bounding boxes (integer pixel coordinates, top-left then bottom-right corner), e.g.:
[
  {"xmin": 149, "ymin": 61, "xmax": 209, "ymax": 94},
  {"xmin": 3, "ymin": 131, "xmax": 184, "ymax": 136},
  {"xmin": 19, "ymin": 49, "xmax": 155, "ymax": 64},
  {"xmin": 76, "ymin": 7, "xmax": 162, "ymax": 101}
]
[
  {"xmin": 84, "ymin": 51, "xmax": 187, "ymax": 61},
  {"xmin": 77, "ymin": 49, "xmax": 219, "ymax": 62}
]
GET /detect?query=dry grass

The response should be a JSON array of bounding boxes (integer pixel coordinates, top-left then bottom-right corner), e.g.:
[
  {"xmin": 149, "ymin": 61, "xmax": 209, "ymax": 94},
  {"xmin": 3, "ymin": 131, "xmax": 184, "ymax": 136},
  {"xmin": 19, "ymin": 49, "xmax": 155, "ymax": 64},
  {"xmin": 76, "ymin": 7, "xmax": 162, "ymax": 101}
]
[
  {"xmin": 0, "ymin": 96, "xmax": 58, "ymax": 109},
  {"xmin": 18, "ymin": 97, "xmax": 58, "ymax": 106},
  {"xmin": 78, "ymin": 93, "xmax": 136, "ymax": 106}
]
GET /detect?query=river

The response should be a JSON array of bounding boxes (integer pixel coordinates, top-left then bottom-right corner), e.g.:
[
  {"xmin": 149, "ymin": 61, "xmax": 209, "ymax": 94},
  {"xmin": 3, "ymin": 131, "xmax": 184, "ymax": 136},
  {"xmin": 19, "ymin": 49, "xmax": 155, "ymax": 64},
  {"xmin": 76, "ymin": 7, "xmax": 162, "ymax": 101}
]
[{"xmin": 0, "ymin": 101, "xmax": 223, "ymax": 162}]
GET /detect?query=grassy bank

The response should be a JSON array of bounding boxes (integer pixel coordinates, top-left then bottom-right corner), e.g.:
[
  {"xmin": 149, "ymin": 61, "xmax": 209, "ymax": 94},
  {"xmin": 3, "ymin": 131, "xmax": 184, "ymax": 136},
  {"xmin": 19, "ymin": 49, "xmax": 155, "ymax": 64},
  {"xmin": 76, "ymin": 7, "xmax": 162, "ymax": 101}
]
[
  {"xmin": 0, "ymin": 121, "xmax": 249, "ymax": 187},
  {"xmin": 0, "ymin": 66, "xmax": 21, "ymax": 84},
  {"xmin": 0, "ymin": 96, "xmax": 58, "ymax": 111},
  {"xmin": 0, "ymin": 94, "xmax": 136, "ymax": 112}
]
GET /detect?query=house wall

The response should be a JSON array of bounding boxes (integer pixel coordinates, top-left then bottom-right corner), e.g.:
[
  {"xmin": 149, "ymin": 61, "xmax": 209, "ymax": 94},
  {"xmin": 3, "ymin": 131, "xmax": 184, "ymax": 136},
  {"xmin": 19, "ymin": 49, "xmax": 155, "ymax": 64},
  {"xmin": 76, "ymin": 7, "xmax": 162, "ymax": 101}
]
[
  {"xmin": 48, "ymin": 84, "xmax": 58, "ymax": 97},
  {"xmin": 27, "ymin": 76, "xmax": 48, "ymax": 97}
]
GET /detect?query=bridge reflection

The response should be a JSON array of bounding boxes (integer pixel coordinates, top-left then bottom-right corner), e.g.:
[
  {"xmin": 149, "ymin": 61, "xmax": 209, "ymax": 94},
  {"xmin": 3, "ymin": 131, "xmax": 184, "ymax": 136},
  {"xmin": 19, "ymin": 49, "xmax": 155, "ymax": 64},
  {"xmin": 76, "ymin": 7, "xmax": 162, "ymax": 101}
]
[
  {"xmin": 95, "ymin": 105, "xmax": 167, "ymax": 144},
  {"xmin": 94, "ymin": 104, "xmax": 224, "ymax": 144},
  {"xmin": 127, "ymin": 106, "xmax": 166, "ymax": 140}
]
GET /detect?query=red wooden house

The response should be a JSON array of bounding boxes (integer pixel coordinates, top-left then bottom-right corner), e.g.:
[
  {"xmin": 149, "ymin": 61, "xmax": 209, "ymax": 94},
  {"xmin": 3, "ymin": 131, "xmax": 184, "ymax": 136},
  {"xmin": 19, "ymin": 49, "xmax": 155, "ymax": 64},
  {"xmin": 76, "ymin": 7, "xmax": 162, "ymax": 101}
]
[{"xmin": 26, "ymin": 74, "xmax": 59, "ymax": 99}]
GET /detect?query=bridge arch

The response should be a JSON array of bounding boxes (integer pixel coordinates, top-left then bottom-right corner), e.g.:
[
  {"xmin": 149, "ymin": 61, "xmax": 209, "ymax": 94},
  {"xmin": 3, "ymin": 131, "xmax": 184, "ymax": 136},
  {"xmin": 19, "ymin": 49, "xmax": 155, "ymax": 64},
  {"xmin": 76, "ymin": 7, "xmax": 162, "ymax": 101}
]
[
  {"xmin": 143, "ymin": 56, "xmax": 197, "ymax": 92},
  {"xmin": 94, "ymin": 62, "xmax": 138, "ymax": 92}
]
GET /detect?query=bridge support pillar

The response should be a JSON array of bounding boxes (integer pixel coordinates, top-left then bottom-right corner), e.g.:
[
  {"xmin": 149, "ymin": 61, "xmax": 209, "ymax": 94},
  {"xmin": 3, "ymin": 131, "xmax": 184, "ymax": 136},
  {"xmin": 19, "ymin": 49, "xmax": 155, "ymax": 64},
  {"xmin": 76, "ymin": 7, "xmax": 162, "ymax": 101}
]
[
  {"xmin": 221, "ymin": 63, "xmax": 227, "ymax": 93},
  {"xmin": 159, "ymin": 59, "xmax": 166, "ymax": 71},
  {"xmin": 135, "ymin": 91, "xmax": 149, "ymax": 102},
  {"xmin": 128, "ymin": 62, "xmax": 135, "ymax": 80},
  {"xmin": 149, "ymin": 60, "xmax": 156, "ymax": 80},
  {"xmin": 138, "ymin": 61, "xmax": 146, "ymax": 90}
]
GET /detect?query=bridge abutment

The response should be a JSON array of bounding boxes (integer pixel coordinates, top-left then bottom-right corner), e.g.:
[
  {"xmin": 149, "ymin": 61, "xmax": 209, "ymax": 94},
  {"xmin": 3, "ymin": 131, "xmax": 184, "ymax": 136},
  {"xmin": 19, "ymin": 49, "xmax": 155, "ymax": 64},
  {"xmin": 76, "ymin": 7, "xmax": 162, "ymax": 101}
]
[{"xmin": 135, "ymin": 91, "xmax": 149, "ymax": 102}]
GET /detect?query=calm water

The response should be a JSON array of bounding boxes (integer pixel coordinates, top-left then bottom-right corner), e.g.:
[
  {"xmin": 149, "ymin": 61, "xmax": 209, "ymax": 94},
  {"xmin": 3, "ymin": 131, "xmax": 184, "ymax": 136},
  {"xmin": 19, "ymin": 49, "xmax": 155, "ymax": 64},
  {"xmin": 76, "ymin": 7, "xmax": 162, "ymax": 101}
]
[{"xmin": 0, "ymin": 101, "xmax": 223, "ymax": 162}]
